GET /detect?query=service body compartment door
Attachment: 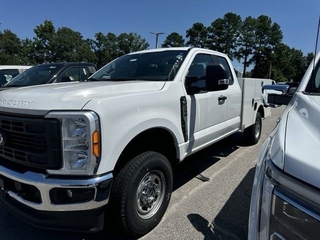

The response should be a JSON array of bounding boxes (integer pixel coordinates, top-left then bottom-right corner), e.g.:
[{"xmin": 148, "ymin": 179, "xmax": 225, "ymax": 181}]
[{"xmin": 239, "ymin": 78, "xmax": 273, "ymax": 130}]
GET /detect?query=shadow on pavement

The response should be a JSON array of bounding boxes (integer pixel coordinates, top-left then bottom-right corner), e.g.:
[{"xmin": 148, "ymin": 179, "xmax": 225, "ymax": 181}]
[
  {"xmin": 173, "ymin": 133, "xmax": 243, "ymax": 191},
  {"xmin": 187, "ymin": 167, "xmax": 256, "ymax": 240}
]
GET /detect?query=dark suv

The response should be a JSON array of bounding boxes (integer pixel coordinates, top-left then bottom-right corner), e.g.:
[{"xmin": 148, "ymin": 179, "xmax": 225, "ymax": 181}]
[{"xmin": 2, "ymin": 62, "xmax": 97, "ymax": 88}]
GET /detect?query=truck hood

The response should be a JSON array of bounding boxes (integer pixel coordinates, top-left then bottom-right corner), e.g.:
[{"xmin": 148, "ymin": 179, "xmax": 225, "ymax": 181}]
[
  {"xmin": 282, "ymin": 93, "xmax": 320, "ymax": 188},
  {"xmin": 0, "ymin": 81, "xmax": 165, "ymax": 113}
]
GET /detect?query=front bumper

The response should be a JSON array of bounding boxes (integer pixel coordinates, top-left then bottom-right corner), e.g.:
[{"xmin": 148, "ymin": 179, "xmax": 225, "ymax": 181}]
[{"xmin": 0, "ymin": 163, "xmax": 113, "ymax": 232}]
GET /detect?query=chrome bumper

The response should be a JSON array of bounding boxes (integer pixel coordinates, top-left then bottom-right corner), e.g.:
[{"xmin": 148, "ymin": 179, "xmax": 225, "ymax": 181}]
[{"xmin": 0, "ymin": 164, "xmax": 113, "ymax": 212}]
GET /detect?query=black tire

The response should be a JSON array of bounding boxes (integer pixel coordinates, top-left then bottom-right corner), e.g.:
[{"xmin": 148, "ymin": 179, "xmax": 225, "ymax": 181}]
[
  {"xmin": 111, "ymin": 151, "xmax": 173, "ymax": 237},
  {"xmin": 244, "ymin": 112, "xmax": 262, "ymax": 145}
]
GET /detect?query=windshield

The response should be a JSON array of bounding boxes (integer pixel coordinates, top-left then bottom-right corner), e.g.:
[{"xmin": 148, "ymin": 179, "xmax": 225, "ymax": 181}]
[
  {"xmin": 89, "ymin": 50, "xmax": 187, "ymax": 81},
  {"xmin": 5, "ymin": 64, "xmax": 64, "ymax": 87}
]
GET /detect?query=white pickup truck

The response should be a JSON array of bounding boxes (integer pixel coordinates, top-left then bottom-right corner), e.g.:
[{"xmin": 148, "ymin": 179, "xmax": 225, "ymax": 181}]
[
  {"xmin": 249, "ymin": 51, "xmax": 320, "ymax": 240},
  {"xmin": 0, "ymin": 47, "xmax": 271, "ymax": 237}
]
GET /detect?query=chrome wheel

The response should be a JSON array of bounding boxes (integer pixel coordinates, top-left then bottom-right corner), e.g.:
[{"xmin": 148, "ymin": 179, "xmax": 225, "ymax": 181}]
[
  {"xmin": 254, "ymin": 117, "xmax": 261, "ymax": 139},
  {"xmin": 136, "ymin": 170, "xmax": 166, "ymax": 219}
]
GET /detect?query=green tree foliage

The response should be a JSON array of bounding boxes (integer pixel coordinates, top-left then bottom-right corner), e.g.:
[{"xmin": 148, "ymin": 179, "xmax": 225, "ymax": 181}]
[
  {"xmin": 207, "ymin": 12, "xmax": 242, "ymax": 60},
  {"xmin": 89, "ymin": 32, "xmax": 118, "ymax": 68},
  {"xmin": 52, "ymin": 27, "xmax": 96, "ymax": 62},
  {"xmin": 305, "ymin": 52, "xmax": 315, "ymax": 67},
  {"xmin": 186, "ymin": 22, "xmax": 208, "ymax": 48},
  {"xmin": 249, "ymin": 15, "xmax": 283, "ymax": 78},
  {"xmin": 161, "ymin": 32, "xmax": 185, "ymax": 47},
  {"xmin": 31, "ymin": 20, "xmax": 56, "ymax": 63},
  {"xmin": 0, "ymin": 30, "xmax": 22, "ymax": 64},
  {"xmin": 236, "ymin": 16, "xmax": 257, "ymax": 76},
  {"xmin": 117, "ymin": 32, "xmax": 149, "ymax": 55},
  {"xmin": 20, "ymin": 38, "xmax": 35, "ymax": 65}
]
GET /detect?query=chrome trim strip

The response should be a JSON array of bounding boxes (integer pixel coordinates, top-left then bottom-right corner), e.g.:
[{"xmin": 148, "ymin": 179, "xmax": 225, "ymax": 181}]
[
  {"xmin": 0, "ymin": 164, "xmax": 112, "ymax": 211},
  {"xmin": 274, "ymin": 189, "xmax": 320, "ymax": 222}
]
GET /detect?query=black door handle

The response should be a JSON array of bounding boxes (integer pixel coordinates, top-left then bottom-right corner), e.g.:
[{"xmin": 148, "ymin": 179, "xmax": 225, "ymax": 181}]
[{"xmin": 218, "ymin": 95, "xmax": 227, "ymax": 101}]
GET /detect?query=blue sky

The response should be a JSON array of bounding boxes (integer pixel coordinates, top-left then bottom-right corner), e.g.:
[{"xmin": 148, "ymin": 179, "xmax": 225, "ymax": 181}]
[{"xmin": 0, "ymin": 0, "xmax": 319, "ymax": 69}]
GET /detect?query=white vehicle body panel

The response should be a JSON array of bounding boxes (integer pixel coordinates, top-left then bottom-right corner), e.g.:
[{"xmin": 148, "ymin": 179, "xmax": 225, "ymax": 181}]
[
  {"xmin": 284, "ymin": 93, "xmax": 320, "ymax": 189},
  {"xmin": 269, "ymin": 52, "xmax": 320, "ymax": 187},
  {"xmin": 238, "ymin": 78, "xmax": 273, "ymax": 130}
]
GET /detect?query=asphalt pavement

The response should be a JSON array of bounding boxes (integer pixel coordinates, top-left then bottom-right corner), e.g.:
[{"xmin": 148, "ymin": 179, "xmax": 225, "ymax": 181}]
[{"xmin": 0, "ymin": 107, "xmax": 285, "ymax": 240}]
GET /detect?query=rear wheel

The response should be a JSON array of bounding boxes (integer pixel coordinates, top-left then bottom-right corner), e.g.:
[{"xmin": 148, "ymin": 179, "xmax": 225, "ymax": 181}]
[
  {"xmin": 244, "ymin": 112, "xmax": 262, "ymax": 145},
  {"xmin": 111, "ymin": 151, "xmax": 173, "ymax": 237}
]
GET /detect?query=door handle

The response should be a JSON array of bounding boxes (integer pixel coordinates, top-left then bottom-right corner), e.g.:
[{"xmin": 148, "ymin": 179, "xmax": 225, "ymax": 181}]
[{"xmin": 218, "ymin": 95, "xmax": 227, "ymax": 101}]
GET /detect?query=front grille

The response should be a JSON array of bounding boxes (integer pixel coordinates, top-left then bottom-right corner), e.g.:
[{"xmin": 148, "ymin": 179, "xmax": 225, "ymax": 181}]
[{"xmin": 0, "ymin": 114, "xmax": 62, "ymax": 170}]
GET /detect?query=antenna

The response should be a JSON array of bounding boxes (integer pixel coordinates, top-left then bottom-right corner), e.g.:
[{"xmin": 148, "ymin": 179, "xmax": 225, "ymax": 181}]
[{"xmin": 313, "ymin": 16, "xmax": 320, "ymax": 71}]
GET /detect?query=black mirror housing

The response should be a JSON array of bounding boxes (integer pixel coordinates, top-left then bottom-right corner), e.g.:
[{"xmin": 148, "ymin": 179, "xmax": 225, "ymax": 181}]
[
  {"xmin": 268, "ymin": 94, "xmax": 292, "ymax": 105},
  {"xmin": 185, "ymin": 76, "xmax": 201, "ymax": 84},
  {"xmin": 206, "ymin": 64, "xmax": 229, "ymax": 91},
  {"xmin": 262, "ymin": 84, "xmax": 293, "ymax": 107}
]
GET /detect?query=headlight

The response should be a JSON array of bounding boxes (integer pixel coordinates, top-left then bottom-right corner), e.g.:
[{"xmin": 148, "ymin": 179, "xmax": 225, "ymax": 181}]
[
  {"xmin": 270, "ymin": 192, "xmax": 320, "ymax": 240},
  {"xmin": 266, "ymin": 162, "xmax": 320, "ymax": 240},
  {"xmin": 251, "ymin": 158, "xmax": 320, "ymax": 240},
  {"xmin": 45, "ymin": 111, "xmax": 100, "ymax": 175},
  {"xmin": 248, "ymin": 137, "xmax": 271, "ymax": 240}
]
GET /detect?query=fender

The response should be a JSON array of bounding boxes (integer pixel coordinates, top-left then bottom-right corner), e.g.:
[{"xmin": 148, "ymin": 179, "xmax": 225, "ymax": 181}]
[
  {"xmin": 83, "ymin": 87, "xmax": 186, "ymax": 175},
  {"xmin": 100, "ymin": 118, "xmax": 184, "ymax": 174}
]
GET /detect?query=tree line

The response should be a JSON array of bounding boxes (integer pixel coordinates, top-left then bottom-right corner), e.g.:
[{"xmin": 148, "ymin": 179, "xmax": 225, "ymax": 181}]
[{"xmin": 0, "ymin": 12, "xmax": 314, "ymax": 82}]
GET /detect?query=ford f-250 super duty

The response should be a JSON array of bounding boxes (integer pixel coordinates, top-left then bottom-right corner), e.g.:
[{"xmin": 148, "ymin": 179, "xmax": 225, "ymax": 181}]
[
  {"xmin": 248, "ymin": 50, "xmax": 320, "ymax": 240},
  {"xmin": 0, "ymin": 47, "xmax": 271, "ymax": 237}
]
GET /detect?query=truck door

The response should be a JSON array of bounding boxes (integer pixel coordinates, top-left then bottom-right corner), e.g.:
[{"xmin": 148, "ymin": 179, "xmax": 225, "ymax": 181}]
[
  {"xmin": 185, "ymin": 53, "xmax": 227, "ymax": 151},
  {"xmin": 216, "ymin": 56, "xmax": 241, "ymax": 133}
]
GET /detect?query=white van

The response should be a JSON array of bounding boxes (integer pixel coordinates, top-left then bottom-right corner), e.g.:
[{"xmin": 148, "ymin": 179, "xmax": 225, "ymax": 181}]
[{"xmin": 0, "ymin": 65, "xmax": 32, "ymax": 85}]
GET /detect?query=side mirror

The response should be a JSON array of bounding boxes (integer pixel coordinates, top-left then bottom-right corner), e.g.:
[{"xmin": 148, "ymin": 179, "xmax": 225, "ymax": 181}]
[
  {"xmin": 206, "ymin": 64, "xmax": 229, "ymax": 91},
  {"xmin": 262, "ymin": 84, "xmax": 292, "ymax": 107}
]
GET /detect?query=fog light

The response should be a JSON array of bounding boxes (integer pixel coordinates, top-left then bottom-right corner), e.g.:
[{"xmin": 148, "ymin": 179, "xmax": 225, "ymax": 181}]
[{"xmin": 50, "ymin": 188, "xmax": 95, "ymax": 204}]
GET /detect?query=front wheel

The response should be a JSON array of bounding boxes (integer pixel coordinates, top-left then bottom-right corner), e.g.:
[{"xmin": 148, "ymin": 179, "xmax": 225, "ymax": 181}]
[
  {"xmin": 244, "ymin": 112, "xmax": 262, "ymax": 145},
  {"xmin": 111, "ymin": 151, "xmax": 173, "ymax": 237}
]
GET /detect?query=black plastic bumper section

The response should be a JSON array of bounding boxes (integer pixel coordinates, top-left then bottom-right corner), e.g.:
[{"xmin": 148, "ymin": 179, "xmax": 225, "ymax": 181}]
[{"xmin": 0, "ymin": 192, "xmax": 105, "ymax": 232}]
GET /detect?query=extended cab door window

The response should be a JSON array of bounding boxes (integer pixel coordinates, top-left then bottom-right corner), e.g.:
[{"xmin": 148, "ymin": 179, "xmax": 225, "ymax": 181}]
[{"xmin": 186, "ymin": 54, "xmax": 213, "ymax": 93}]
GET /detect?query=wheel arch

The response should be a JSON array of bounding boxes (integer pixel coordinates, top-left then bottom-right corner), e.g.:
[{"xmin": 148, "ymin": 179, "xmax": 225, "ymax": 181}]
[
  {"xmin": 257, "ymin": 104, "xmax": 265, "ymax": 118},
  {"xmin": 113, "ymin": 126, "xmax": 180, "ymax": 176}
]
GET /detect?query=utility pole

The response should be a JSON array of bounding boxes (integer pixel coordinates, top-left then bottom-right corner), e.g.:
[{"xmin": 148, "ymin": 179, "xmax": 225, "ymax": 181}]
[
  {"xmin": 268, "ymin": 61, "xmax": 272, "ymax": 79},
  {"xmin": 150, "ymin": 32, "xmax": 164, "ymax": 49}
]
